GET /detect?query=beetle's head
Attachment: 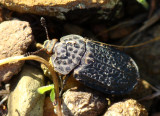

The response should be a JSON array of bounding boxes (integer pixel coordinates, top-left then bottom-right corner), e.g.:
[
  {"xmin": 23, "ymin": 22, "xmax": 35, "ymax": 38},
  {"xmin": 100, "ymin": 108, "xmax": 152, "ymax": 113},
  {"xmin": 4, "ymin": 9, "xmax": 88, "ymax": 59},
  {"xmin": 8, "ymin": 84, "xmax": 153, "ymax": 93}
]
[{"xmin": 43, "ymin": 39, "xmax": 58, "ymax": 54}]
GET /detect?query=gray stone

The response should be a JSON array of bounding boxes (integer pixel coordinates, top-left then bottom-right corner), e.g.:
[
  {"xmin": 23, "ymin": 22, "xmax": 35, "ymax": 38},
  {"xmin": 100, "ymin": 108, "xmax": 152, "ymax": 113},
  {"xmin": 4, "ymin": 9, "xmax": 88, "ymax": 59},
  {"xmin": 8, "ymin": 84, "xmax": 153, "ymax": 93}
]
[{"xmin": 7, "ymin": 64, "xmax": 45, "ymax": 116}]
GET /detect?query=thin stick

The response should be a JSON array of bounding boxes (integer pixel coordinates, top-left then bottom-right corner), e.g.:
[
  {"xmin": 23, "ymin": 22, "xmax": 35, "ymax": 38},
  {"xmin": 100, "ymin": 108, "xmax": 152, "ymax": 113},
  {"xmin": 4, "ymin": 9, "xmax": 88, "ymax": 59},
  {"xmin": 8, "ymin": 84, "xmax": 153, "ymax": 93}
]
[
  {"xmin": 0, "ymin": 55, "xmax": 62, "ymax": 116},
  {"xmin": 139, "ymin": 92, "xmax": 160, "ymax": 101},
  {"xmin": 0, "ymin": 96, "xmax": 8, "ymax": 106},
  {"xmin": 92, "ymin": 36, "xmax": 160, "ymax": 48}
]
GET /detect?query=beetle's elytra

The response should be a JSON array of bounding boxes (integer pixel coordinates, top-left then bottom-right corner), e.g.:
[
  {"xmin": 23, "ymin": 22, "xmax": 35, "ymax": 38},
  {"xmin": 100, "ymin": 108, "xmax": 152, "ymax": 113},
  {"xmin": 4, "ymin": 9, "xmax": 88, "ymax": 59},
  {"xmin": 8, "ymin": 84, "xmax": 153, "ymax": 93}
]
[{"xmin": 44, "ymin": 34, "xmax": 139, "ymax": 94}]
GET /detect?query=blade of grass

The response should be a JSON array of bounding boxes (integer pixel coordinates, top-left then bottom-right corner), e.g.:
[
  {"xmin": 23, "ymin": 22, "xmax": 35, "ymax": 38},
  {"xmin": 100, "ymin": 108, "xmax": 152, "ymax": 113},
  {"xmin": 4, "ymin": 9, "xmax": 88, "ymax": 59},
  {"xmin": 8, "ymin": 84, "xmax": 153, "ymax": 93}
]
[{"xmin": 37, "ymin": 84, "xmax": 54, "ymax": 94}]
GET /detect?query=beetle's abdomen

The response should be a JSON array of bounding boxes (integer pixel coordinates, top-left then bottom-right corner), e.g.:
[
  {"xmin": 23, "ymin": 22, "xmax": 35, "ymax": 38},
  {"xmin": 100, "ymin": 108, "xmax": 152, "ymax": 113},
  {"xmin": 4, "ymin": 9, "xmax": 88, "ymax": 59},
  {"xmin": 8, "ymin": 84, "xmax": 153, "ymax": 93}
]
[
  {"xmin": 51, "ymin": 35, "xmax": 86, "ymax": 75},
  {"xmin": 74, "ymin": 40, "xmax": 139, "ymax": 94}
]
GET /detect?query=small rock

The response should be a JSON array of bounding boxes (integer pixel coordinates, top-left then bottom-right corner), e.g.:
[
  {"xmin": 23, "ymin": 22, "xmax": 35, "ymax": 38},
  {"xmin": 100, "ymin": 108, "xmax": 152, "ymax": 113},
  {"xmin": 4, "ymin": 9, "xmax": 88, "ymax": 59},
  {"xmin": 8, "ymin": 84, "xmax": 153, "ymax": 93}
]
[
  {"xmin": 7, "ymin": 64, "xmax": 45, "ymax": 116},
  {"xmin": 62, "ymin": 87, "xmax": 108, "ymax": 116},
  {"xmin": 104, "ymin": 99, "xmax": 148, "ymax": 116},
  {"xmin": 0, "ymin": 20, "xmax": 33, "ymax": 85},
  {"xmin": 0, "ymin": 0, "xmax": 120, "ymax": 19}
]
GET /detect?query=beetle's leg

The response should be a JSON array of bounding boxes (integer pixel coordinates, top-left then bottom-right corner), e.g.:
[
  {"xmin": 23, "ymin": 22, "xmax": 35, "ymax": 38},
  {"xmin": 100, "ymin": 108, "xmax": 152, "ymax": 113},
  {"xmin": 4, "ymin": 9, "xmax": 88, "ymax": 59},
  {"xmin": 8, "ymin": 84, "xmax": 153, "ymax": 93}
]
[
  {"xmin": 24, "ymin": 48, "xmax": 45, "ymax": 57},
  {"xmin": 59, "ymin": 75, "xmax": 64, "ymax": 97},
  {"xmin": 59, "ymin": 74, "xmax": 70, "ymax": 97},
  {"xmin": 58, "ymin": 74, "xmax": 63, "ymax": 94}
]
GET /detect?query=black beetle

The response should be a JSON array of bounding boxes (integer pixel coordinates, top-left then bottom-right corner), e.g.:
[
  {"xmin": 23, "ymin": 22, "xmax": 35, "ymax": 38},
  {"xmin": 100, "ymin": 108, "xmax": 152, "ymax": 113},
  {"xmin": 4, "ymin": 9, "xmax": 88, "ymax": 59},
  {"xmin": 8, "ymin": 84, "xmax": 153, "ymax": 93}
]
[{"xmin": 43, "ymin": 34, "xmax": 139, "ymax": 94}]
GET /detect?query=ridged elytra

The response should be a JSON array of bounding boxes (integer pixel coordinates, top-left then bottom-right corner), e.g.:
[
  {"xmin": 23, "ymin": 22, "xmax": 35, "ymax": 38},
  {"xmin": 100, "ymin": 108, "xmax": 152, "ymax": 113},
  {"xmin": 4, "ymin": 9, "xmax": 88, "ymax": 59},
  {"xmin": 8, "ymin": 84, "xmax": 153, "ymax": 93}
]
[{"xmin": 44, "ymin": 34, "xmax": 139, "ymax": 94}]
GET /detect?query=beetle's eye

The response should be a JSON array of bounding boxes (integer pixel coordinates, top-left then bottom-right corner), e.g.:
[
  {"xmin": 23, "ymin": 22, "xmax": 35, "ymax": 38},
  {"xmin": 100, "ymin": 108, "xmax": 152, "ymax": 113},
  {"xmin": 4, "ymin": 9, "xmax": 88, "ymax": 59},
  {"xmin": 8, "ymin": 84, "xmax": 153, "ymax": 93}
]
[
  {"xmin": 52, "ymin": 48, "xmax": 55, "ymax": 54},
  {"xmin": 43, "ymin": 40, "xmax": 49, "ymax": 49}
]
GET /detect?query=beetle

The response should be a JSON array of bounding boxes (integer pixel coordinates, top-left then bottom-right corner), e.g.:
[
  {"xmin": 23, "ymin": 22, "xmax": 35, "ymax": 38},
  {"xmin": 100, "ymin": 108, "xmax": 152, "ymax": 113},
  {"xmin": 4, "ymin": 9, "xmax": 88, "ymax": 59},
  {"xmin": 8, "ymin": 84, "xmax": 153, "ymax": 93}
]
[{"xmin": 43, "ymin": 34, "xmax": 139, "ymax": 94}]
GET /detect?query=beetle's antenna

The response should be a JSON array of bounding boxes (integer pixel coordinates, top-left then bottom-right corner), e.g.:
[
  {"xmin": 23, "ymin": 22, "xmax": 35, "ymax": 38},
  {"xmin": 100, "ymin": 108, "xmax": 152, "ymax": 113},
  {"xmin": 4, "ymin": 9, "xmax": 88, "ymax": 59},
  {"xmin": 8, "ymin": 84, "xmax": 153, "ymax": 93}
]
[{"xmin": 40, "ymin": 17, "xmax": 50, "ymax": 40}]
